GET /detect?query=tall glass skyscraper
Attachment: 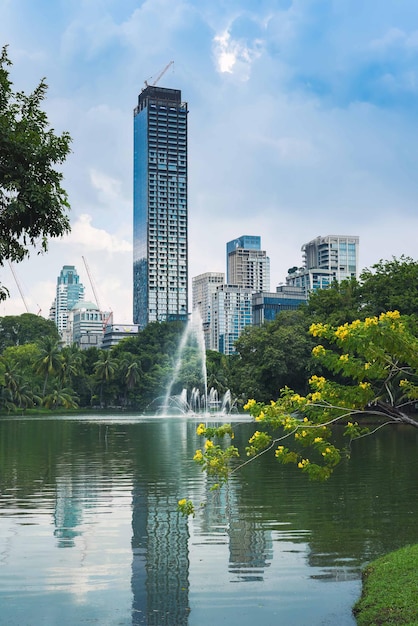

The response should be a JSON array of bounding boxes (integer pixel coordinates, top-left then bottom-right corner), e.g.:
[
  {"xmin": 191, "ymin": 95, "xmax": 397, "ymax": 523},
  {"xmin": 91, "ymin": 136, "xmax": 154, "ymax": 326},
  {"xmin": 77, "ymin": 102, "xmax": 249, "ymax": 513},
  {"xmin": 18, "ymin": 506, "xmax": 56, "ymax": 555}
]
[
  {"xmin": 55, "ymin": 265, "xmax": 84, "ymax": 335},
  {"xmin": 133, "ymin": 86, "xmax": 188, "ymax": 328}
]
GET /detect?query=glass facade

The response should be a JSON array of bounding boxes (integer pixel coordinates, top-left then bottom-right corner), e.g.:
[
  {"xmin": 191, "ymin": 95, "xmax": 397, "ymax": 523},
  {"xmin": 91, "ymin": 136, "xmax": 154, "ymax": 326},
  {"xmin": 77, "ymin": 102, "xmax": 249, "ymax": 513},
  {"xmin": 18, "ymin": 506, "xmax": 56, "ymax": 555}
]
[
  {"xmin": 55, "ymin": 265, "xmax": 84, "ymax": 335},
  {"xmin": 286, "ymin": 235, "xmax": 359, "ymax": 296},
  {"xmin": 210, "ymin": 285, "xmax": 253, "ymax": 355},
  {"xmin": 133, "ymin": 86, "xmax": 188, "ymax": 328}
]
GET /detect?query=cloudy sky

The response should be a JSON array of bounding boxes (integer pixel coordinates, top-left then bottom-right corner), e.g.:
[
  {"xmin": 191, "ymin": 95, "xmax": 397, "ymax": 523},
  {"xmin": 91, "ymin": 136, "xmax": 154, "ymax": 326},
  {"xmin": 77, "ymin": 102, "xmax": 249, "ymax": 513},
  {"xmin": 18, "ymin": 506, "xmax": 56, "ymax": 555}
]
[{"xmin": 1, "ymin": 0, "xmax": 418, "ymax": 322}]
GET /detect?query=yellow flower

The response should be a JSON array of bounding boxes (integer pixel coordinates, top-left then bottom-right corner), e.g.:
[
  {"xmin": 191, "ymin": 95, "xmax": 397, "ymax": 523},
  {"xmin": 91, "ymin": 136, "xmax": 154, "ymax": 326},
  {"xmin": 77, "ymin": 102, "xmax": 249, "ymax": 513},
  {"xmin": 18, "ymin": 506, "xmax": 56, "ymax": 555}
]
[
  {"xmin": 303, "ymin": 417, "xmax": 309, "ymax": 423},
  {"xmin": 205, "ymin": 440, "xmax": 214, "ymax": 449},
  {"xmin": 359, "ymin": 382, "xmax": 370, "ymax": 390},
  {"xmin": 275, "ymin": 446, "xmax": 285, "ymax": 458},
  {"xmin": 255, "ymin": 410, "xmax": 265, "ymax": 422},
  {"xmin": 178, "ymin": 498, "xmax": 186, "ymax": 507},
  {"xmin": 244, "ymin": 398, "xmax": 256, "ymax": 410},
  {"xmin": 298, "ymin": 458, "xmax": 310, "ymax": 468},
  {"xmin": 196, "ymin": 423, "xmax": 206, "ymax": 436},
  {"xmin": 335, "ymin": 323, "xmax": 349, "ymax": 340},
  {"xmin": 364, "ymin": 362, "xmax": 371, "ymax": 370},
  {"xmin": 321, "ymin": 447, "xmax": 332, "ymax": 457},
  {"xmin": 380, "ymin": 310, "xmax": 400, "ymax": 321},
  {"xmin": 364, "ymin": 316, "xmax": 378, "ymax": 327},
  {"xmin": 312, "ymin": 345, "xmax": 326, "ymax": 357},
  {"xmin": 309, "ymin": 323, "xmax": 328, "ymax": 337},
  {"xmin": 310, "ymin": 392, "xmax": 322, "ymax": 402},
  {"xmin": 339, "ymin": 354, "xmax": 349, "ymax": 362},
  {"xmin": 193, "ymin": 450, "xmax": 203, "ymax": 462},
  {"xmin": 314, "ymin": 437, "xmax": 323, "ymax": 443},
  {"xmin": 309, "ymin": 375, "xmax": 326, "ymax": 390}
]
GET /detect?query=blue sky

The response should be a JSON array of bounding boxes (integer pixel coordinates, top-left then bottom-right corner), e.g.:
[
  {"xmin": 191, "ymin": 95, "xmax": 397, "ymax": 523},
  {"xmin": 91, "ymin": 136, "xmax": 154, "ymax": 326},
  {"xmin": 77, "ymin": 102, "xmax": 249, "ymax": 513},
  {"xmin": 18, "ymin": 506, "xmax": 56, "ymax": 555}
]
[{"xmin": 1, "ymin": 0, "xmax": 418, "ymax": 322}]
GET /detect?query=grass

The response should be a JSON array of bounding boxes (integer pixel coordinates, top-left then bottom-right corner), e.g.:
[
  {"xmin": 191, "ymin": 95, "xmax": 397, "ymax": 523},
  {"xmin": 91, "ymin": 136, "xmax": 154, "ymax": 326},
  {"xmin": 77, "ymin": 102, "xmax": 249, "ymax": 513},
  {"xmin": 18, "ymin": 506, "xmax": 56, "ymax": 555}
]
[{"xmin": 353, "ymin": 543, "xmax": 418, "ymax": 625}]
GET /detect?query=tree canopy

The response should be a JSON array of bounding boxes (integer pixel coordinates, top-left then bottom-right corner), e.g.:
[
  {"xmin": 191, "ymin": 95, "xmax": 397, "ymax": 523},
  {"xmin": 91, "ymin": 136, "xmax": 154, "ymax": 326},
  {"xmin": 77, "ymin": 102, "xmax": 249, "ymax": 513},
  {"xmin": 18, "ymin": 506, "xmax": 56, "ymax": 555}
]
[
  {"xmin": 185, "ymin": 309, "xmax": 418, "ymax": 505},
  {"xmin": 0, "ymin": 46, "xmax": 72, "ymax": 300}
]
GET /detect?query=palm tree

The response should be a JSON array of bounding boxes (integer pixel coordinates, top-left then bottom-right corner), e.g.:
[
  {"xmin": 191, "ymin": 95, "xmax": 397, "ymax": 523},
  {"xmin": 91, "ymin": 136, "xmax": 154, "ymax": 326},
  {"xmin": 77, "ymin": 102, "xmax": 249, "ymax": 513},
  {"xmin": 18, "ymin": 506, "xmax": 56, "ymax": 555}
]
[
  {"xmin": 43, "ymin": 385, "xmax": 78, "ymax": 410},
  {"xmin": 34, "ymin": 337, "xmax": 62, "ymax": 396},
  {"xmin": 60, "ymin": 345, "xmax": 82, "ymax": 386},
  {"xmin": 94, "ymin": 351, "xmax": 118, "ymax": 407},
  {"xmin": 119, "ymin": 353, "xmax": 142, "ymax": 407}
]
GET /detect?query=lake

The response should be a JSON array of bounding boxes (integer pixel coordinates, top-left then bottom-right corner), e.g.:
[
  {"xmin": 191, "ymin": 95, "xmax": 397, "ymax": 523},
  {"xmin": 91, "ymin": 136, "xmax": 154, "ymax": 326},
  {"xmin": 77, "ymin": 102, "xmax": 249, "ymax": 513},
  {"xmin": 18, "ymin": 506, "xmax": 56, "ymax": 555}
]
[{"xmin": 0, "ymin": 414, "xmax": 417, "ymax": 625}]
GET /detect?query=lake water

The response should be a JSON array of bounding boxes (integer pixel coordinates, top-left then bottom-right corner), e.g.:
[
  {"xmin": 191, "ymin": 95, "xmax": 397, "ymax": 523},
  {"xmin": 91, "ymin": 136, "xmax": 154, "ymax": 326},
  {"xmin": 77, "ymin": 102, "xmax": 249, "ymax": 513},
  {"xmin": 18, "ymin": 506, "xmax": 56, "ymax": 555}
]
[{"xmin": 0, "ymin": 415, "xmax": 417, "ymax": 625}]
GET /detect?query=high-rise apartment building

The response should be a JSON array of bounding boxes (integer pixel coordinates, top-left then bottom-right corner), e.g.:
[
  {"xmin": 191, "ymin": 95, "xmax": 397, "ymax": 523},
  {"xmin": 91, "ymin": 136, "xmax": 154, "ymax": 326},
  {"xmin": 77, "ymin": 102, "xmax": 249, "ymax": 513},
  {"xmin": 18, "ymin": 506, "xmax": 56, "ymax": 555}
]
[
  {"xmin": 226, "ymin": 235, "xmax": 270, "ymax": 292},
  {"xmin": 210, "ymin": 285, "xmax": 253, "ymax": 355},
  {"xmin": 55, "ymin": 265, "xmax": 85, "ymax": 342},
  {"xmin": 192, "ymin": 272, "xmax": 225, "ymax": 349},
  {"xmin": 286, "ymin": 235, "xmax": 359, "ymax": 295},
  {"xmin": 133, "ymin": 85, "xmax": 188, "ymax": 328}
]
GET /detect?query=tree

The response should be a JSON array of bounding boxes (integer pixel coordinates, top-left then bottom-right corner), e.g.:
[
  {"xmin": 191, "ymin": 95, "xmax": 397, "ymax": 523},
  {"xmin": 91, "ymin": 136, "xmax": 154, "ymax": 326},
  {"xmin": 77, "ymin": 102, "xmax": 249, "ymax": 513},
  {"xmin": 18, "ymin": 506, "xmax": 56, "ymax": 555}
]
[
  {"xmin": 242, "ymin": 310, "xmax": 418, "ymax": 479},
  {"xmin": 94, "ymin": 351, "xmax": 118, "ymax": 407},
  {"xmin": 360, "ymin": 256, "xmax": 418, "ymax": 317},
  {"xmin": 231, "ymin": 311, "xmax": 315, "ymax": 402},
  {"xmin": 183, "ymin": 311, "xmax": 418, "ymax": 503},
  {"xmin": 43, "ymin": 385, "xmax": 78, "ymax": 410},
  {"xmin": 0, "ymin": 313, "xmax": 59, "ymax": 350},
  {"xmin": 0, "ymin": 46, "xmax": 71, "ymax": 300},
  {"xmin": 305, "ymin": 277, "xmax": 362, "ymax": 326},
  {"xmin": 34, "ymin": 337, "xmax": 61, "ymax": 396}
]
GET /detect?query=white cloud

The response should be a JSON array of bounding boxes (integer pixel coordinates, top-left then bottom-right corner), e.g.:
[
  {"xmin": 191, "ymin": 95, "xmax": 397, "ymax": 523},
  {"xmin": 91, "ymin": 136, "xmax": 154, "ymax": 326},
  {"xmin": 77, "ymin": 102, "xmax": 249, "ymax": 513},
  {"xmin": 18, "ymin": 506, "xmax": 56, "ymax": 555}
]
[
  {"xmin": 212, "ymin": 29, "xmax": 263, "ymax": 79},
  {"xmin": 63, "ymin": 214, "xmax": 132, "ymax": 253}
]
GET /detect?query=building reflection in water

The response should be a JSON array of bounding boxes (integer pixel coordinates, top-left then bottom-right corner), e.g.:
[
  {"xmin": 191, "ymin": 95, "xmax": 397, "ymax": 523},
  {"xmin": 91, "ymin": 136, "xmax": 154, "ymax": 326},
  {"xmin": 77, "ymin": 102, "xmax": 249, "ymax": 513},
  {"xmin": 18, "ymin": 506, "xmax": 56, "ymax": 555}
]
[{"xmin": 131, "ymin": 485, "xmax": 190, "ymax": 625}]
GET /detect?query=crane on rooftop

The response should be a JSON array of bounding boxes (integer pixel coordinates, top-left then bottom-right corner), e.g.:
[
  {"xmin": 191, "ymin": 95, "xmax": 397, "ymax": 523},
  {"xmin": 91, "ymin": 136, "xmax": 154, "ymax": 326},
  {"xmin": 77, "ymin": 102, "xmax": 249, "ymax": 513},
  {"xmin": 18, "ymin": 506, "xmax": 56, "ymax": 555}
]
[{"xmin": 144, "ymin": 60, "xmax": 174, "ymax": 89}]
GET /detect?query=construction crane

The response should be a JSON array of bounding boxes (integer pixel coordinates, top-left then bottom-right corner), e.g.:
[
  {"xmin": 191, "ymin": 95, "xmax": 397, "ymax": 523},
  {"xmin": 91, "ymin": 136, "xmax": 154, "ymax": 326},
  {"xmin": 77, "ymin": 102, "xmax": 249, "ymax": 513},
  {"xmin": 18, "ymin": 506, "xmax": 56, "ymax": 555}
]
[
  {"xmin": 8, "ymin": 261, "xmax": 30, "ymax": 313},
  {"xmin": 82, "ymin": 255, "xmax": 102, "ymax": 311},
  {"xmin": 144, "ymin": 60, "xmax": 174, "ymax": 89},
  {"xmin": 82, "ymin": 256, "xmax": 113, "ymax": 331}
]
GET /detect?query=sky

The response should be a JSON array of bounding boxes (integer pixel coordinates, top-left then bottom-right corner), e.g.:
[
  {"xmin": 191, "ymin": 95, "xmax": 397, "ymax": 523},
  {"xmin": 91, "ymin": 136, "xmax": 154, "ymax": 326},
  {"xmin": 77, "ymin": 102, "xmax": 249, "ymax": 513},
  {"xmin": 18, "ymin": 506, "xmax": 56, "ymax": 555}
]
[{"xmin": 1, "ymin": 0, "xmax": 418, "ymax": 322}]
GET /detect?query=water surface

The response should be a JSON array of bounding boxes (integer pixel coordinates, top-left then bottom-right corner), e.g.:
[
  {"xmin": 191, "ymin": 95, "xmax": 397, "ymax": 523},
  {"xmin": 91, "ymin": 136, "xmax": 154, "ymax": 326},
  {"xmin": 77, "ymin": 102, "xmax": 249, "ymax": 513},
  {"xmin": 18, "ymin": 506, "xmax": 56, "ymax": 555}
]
[{"xmin": 0, "ymin": 415, "xmax": 417, "ymax": 625}]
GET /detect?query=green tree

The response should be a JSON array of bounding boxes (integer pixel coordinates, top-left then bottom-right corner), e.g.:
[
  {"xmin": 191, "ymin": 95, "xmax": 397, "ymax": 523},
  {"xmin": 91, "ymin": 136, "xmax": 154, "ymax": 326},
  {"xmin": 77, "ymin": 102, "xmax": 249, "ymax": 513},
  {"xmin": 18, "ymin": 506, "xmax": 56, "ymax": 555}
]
[
  {"xmin": 188, "ymin": 311, "xmax": 418, "ymax": 498},
  {"xmin": 0, "ymin": 313, "xmax": 59, "ymax": 350},
  {"xmin": 305, "ymin": 277, "xmax": 362, "ymax": 325},
  {"xmin": 360, "ymin": 256, "xmax": 418, "ymax": 317},
  {"xmin": 34, "ymin": 337, "xmax": 61, "ymax": 396},
  {"xmin": 0, "ymin": 46, "xmax": 71, "ymax": 300},
  {"xmin": 231, "ymin": 311, "xmax": 314, "ymax": 403},
  {"xmin": 43, "ymin": 385, "xmax": 78, "ymax": 410},
  {"xmin": 118, "ymin": 352, "xmax": 142, "ymax": 407},
  {"xmin": 94, "ymin": 351, "xmax": 118, "ymax": 407},
  {"xmin": 242, "ymin": 310, "xmax": 418, "ymax": 480},
  {"xmin": 59, "ymin": 345, "xmax": 82, "ymax": 386}
]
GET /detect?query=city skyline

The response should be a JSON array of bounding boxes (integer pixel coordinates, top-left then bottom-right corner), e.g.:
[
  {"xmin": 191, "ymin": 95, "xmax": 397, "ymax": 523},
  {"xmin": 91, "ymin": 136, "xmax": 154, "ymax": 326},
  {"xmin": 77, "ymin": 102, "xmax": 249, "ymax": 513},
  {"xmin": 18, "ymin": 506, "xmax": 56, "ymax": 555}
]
[{"xmin": 1, "ymin": 1, "xmax": 418, "ymax": 323}]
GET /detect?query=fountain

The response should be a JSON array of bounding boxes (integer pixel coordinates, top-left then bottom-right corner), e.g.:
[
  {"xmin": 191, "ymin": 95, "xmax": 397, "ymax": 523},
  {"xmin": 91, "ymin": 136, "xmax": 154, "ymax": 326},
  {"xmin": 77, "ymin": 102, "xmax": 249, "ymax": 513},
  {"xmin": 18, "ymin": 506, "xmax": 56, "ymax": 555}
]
[{"xmin": 158, "ymin": 309, "xmax": 236, "ymax": 416}]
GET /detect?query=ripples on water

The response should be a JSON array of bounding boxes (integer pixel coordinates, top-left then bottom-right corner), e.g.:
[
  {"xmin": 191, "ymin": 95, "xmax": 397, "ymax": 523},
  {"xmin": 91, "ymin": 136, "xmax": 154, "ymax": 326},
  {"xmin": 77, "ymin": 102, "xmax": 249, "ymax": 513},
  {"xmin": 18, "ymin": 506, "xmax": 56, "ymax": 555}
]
[{"xmin": 0, "ymin": 415, "xmax": 417, "ymax": 625}]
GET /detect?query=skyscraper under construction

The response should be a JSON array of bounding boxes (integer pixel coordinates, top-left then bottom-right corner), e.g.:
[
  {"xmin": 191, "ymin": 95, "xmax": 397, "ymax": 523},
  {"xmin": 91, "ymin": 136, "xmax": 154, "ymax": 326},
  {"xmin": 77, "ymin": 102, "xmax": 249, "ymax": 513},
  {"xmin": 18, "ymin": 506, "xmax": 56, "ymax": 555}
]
[{"xmin": 133, "ymin": 85, "xmax": 188, "ymax": 328}]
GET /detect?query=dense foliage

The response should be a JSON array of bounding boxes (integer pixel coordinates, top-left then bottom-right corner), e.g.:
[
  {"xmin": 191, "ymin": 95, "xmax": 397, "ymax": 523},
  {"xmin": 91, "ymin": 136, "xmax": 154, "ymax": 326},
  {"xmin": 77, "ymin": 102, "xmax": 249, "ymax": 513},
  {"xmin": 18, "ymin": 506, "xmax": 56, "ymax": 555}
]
[{"xmin": 0, "ymin": 46, "xmax": 72, "ymax": 300}]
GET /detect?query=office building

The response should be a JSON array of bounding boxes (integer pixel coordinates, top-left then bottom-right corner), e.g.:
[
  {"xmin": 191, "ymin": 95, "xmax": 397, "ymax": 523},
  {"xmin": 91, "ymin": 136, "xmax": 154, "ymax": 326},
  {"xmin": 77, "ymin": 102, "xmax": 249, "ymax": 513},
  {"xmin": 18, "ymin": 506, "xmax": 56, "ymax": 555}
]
[
  {"xmin": 286, "ymin": 235, "xmax": 359, "ymax": 295},
  {"xmin": 226, "ymin": 235, "xmax": 270, "ymax": 292},
  {"xmin": 252, "ymin": 285, "xmax": 306, "ymax": 326},
  {"xmin": 192, "ymin": 272, "xmax": 225, "ymax": 349},
  {"xmin": 133, "ymin": 85, "xmax": 188, "ymax": 328},
  {"xmin": 55, "ymin": 265, "xmax": 85, "ymax": 343},
  {"xmin": 102, "ymin": 324, "xmax": 139, "ymax": 350},
  {"xmin": 71, "ymin": 301, "xmax": 107, "ymax": 349}
]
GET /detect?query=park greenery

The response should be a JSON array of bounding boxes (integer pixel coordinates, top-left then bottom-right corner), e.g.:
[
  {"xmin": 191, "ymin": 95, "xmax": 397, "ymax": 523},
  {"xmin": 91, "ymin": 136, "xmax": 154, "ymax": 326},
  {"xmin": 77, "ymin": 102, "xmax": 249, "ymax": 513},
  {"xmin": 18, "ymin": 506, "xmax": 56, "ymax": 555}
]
[{"xmin": 353, "ymin": 543, "xmax": 418, "ymax": 625}]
